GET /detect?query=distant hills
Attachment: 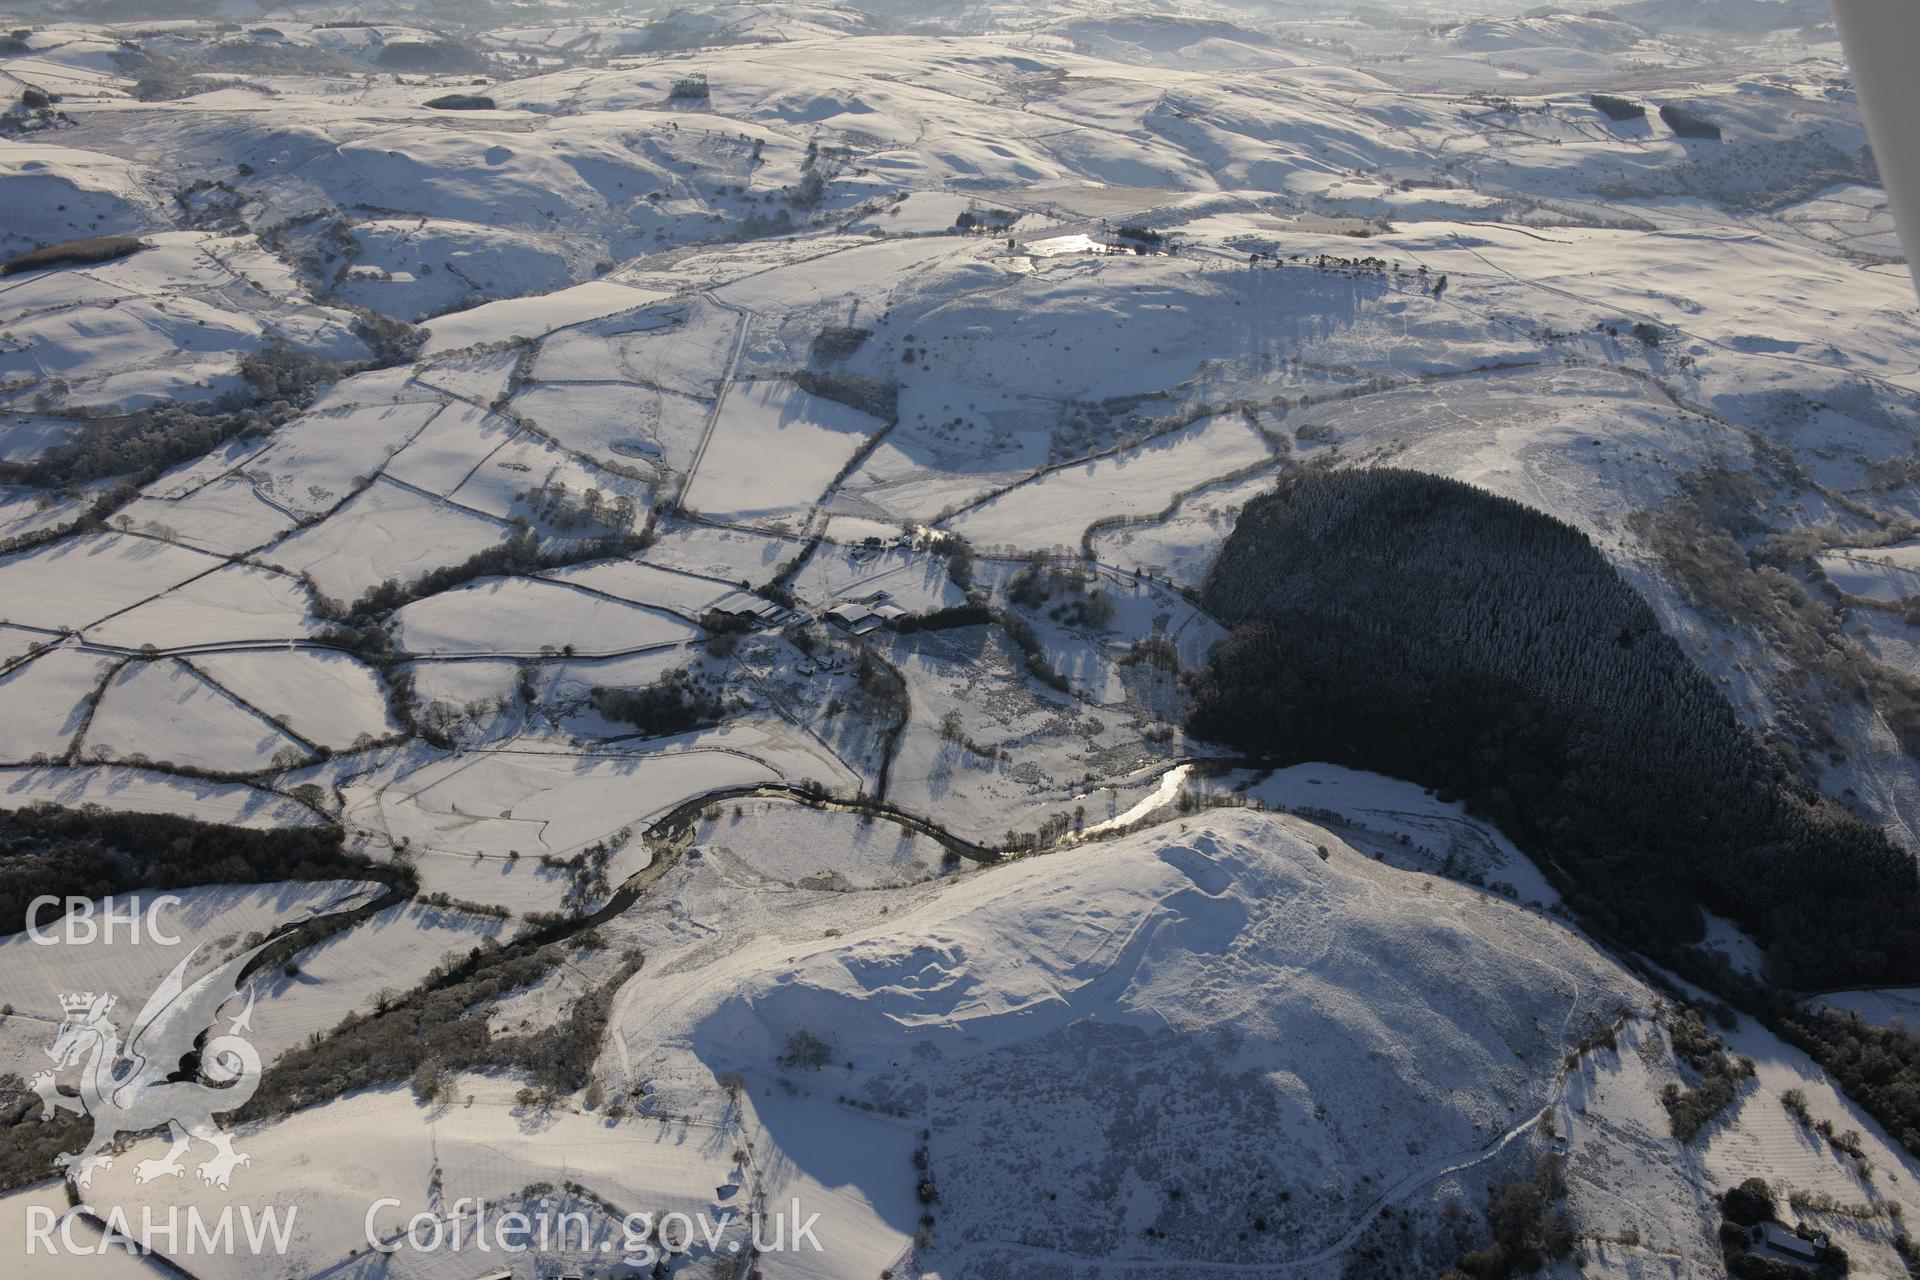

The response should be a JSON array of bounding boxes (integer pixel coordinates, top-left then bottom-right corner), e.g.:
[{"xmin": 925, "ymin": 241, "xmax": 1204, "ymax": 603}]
[{"xmin": 1596, "ymin": 0, "xmax": 1832, "ymax": 34}]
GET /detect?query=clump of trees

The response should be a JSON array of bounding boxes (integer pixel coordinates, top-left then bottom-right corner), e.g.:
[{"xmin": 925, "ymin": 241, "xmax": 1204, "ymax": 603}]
[
  {"xmin": 892, "ymin": 602, "xmax": 992, "ymax": 633},
  {"xmin": 1007, "ymin": 556, "xmax": 1117, "ymax": 630},
  {"xmin": 1776, "ymin": 1009, "xmax": 1920, "ymax": 1157},
  {"xmin": 239, "ymin": 340, "xmax": 343, "ymax": 401},
  {"xmin": 520, "ymin": 478, "xmax": 641, "ymax": 535},
  {"xmin": 348, "ymin": 310, "xmax": 426, "ymax": 367},
  {"xmin": 700, "ymin": 607, "xmax": 754, "ymax": 657},
  {"xmin": 1722, "ymin": 1177, "xmax": 1776, "ymax": 1228},
  {"xmin": 0, "ymin": 1076, "xmax": 91, "ymax": 1195},
  {"xmin": 424, "ymin": 93, "xmax": 495, "ymax": 111},
  {"xmin": 0, "ymin": 404, "xmax": 268, "ymax": 493},
  {"xmin": 1662, "ymin": 1007, "xmax": 1755, "ymax": 1141},
  {"xmin": 855, "ymin": 648, "xmax": 909, "ymax": 723},
  {"xmin": 779, "ymin": 1029, "xmax": 831, "ymax": 1070},
  {"xmin": 667, "ymin": 73, "xmax": 709, "ymax": 101},
  {"xmin": 994, "ymin": 608, "xmax": 1070, "ymax": 694},
  {"xmin": 810, "ymin": 326, "xmax": 872, "ymax": 363},
  {"xmin": 1, "ymin": 235, "xmax": 145, "ymax": 276},
  {"xmin": 1121, "ymin": 634, "xmax": 1181, "ymax": 672},
  {"xmin": 589, "ymin": 669, "xmax": 723, "ymax": 735},
  {"xmin": 1661, "ymin": 103, "xmax": 1723, "ymax": 141},
  {"xmin": 1439, "ymin": 1156, "xmax": 1574, "ymax": 1280},
  {"xmin": 547, "ymin": 835, "xmax": 621, "ymax": 911},
  {"xmin": 373, "ymin": 40, "xmax": 487, "ymax": 73},
  {"xmin": 1589, "ymin": 94, "xmax": 1645, "ymax": 122},
  {"xmin": 795, "ymin": 368, "xmax": 897, "ymax": 421},
  {"xmin": 242, "ymin": 931, "xmax": 644, "ymax": 1121},
  {"xmin": 1190, "ymin": 468, "xmax": 1920, "ymax": 991},
  {"xmin": 954, "ymin": 206, "xmax": 1016, "ymax": 234}
]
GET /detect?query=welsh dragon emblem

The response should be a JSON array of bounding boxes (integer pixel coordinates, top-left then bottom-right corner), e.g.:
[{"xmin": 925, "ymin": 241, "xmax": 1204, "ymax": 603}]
[{"xmin": 33, "ymin": 939, "xmax": 272, "ymax": 1190}]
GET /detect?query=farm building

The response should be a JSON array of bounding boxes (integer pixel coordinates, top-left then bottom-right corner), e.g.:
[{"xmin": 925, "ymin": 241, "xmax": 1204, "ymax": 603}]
[
  {"xmin": 1749, "ymin": 1222, "xmax": 1833, "ymax": 1269},
  {"xmin": 705, "ymin": 592, "xmax": 792, "ymax": 628},
  {"xmin": 825, "ymin": 592, "xmax": 909, "ymax": 635},
  {"xmin": 825, "ymin": 602, "xmax": 887, "ymax": 635}
]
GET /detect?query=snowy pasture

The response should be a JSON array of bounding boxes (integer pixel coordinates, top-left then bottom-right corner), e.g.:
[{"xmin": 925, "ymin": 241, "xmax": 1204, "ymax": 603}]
[
  {"xmin": 390, "ymin": 576, "xmax": 700, "ymax": 657},
  {"xmin": 680, "ymin": 380, "xmax": 887, "ymax": 530}
]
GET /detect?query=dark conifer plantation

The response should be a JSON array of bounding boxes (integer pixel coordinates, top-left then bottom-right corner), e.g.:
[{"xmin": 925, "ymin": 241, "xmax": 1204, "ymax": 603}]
[
  {"xmin": 0, "ymin": 804, "xmax": 393, "ymax": 935},
  {"xmin": 1191, "ymin": 468, "xmax": 1920, "ymax": 990}
]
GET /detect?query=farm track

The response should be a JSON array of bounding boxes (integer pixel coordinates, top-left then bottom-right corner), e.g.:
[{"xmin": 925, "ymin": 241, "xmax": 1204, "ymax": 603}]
[{"xmin": 676, "ymin": 296, "xmax": 754, "ymax": 509}]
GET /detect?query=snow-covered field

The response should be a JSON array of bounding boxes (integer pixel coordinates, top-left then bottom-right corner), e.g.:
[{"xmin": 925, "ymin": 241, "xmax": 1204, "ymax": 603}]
[
  {"xmin": 0, "ymin": 879, "xmax": 380, "ymax": 1037},
  {"xmin": 944, "ymin": 412, "xmax": 1275, "ymax": 553},
  {"xmin": 187, "ymin": 650, "xmax": 399, "ymax": 750},
  {"xmin": 1821, "ymin": 545, "xmax": 1920, "ymax": 602},
  {"xmin": 269, "ymin": 480, "xmax": 514, "ymax": 602},
  {"xmin": 84, "ymin": 658, "xmax": 309, "ymax": 774},
  {"xmin": 681, "ymin": 380, "xmax": 887, "ymax": 530},
  {"xmin": 247, "ymin": 900, "xmax": 513, "ymax": 1061},
  {"xmin": 692, "ymin": 797, "xmax": 947, "ymax": 889},
  {"xmin": 0, "ymin": 644, "xmax": 116, "ymax": 760},
  {"xmin": 0, "ymin": 231, "xmax": 366, "ymax": 411},
  {"xmin": 390, "ymin": 576, "xmax": 701, "ymax": 657},
  {"xmin": 0, "ymin": 764, "xmax": 325, "ymax": 827},
  {"xmin": 421, "ymin": 281, "xmax": 671, "ymax": 355},
  {"xmin": 0, "ymin": 533, "xmax": 224, "ymax": 631}
]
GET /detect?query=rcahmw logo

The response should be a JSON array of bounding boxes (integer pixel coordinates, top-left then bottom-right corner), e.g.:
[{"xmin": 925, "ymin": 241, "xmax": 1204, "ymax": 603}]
[
  {"xmin": 27, "ymin": 894, "xmax": 183, "ymax": 946},
  {"xmin": 36, "ymin": 937, "xmax": 276, "ymax": 1189},
  {"xmin": 24, "ymin": 1204, "xmax": 297, "ymax": 1258}
]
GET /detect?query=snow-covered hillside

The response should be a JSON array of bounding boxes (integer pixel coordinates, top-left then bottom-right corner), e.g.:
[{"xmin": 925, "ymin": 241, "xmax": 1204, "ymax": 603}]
[{"xmin": 2, "ymin": 2, "xmax": 1917, "ymax": 1277}]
